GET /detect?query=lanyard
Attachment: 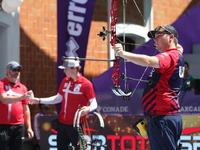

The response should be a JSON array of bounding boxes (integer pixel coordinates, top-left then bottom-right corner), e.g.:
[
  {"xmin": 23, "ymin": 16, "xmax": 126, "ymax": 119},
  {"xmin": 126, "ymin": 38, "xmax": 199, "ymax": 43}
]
[{"xmin": 182, "ymin": 75, "xmax": 191, "ymax": 88}]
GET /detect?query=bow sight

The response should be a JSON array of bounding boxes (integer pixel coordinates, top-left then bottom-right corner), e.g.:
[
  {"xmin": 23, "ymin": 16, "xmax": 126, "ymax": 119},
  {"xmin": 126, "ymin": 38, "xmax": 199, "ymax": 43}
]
[{"xmin": 97, "ymin": 27, "xmax": 154, "ymax": 47}]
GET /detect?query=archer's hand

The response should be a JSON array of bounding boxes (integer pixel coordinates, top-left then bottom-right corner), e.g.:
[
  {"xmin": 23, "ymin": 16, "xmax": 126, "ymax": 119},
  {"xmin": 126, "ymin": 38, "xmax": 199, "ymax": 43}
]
[
  {"xmin": 80, "ymin": 106, "xmax": 90, "ymax": 117},
  {"xmin": 113, "ymin": 43, "xmax": 124, "ymax": 57},
  {"xmin": 29, "ymin": 97, "xmax": 40, "ymax": 105},
  {"xmin": 27, "ymin": 128, "xmax": 34, "ymax": 138},
  {"xmin": 24, "ymin": 90, "xmax": 34, "ymax": 99}
]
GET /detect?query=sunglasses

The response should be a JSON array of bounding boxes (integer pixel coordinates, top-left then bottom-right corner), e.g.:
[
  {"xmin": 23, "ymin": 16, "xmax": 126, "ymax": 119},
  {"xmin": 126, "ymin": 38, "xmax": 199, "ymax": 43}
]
[
  {"xmin": 12, "ymin": 68, "xmax": 21, "ymax": 72},
  {"xmin": 154, "ymin": 26, "xmax": 172, "ymax": 35}
]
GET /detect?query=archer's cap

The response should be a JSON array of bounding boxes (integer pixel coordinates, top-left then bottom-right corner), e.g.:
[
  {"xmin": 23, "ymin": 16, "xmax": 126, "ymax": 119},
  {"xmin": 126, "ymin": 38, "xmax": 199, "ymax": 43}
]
[
  {"xmin": 147, "ymin": 25, "xmax": 178, "ymax": 39},
  {"xmin": 6, "ymin": 61, "xmax": 22, "ymax": 70},
  {"xmin": 58, "ymin": 57, "xmax": 80, "ymax": 69}
]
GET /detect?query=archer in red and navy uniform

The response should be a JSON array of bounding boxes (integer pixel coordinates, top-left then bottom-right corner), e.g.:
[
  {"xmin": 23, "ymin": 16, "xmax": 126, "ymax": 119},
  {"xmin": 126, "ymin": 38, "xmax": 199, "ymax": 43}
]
[
  {"xmin": 29, "ymin": 58, "xmax": 97, "ymax": 150},
  {"xmin": 113, "ymin": 25, "xmax": 184, "ymax": 150},
  {"xmin": 142, "ymin": 48, "xmax": 184, "ymax": 117}
]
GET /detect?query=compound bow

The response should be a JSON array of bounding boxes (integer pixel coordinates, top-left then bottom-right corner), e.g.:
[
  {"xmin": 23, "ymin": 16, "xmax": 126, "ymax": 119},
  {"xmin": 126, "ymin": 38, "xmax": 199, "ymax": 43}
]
[
  {"xmin": 98, "ymin": 0, "xmax": 156, "ymax": 101},
  {"xmin": 73, "ymin": 107, "xmax": 87, "ymax": 150},
  {"xmin": 73, "ymin": 106, "xmax": 106, "ymax": 150}
]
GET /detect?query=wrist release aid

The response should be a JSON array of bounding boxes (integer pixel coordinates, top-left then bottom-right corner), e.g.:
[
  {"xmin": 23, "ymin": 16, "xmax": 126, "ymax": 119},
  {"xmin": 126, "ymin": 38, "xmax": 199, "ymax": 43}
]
[{"xmin": 132, "ymin": 119, "xmax": 148, "ymax": 138}]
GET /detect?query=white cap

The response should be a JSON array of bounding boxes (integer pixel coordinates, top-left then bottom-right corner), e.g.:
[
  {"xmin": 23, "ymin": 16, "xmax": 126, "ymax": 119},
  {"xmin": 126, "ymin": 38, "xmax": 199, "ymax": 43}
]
[
  {"xmin": 6, "ymin": 61, "xmax": 22, "ymax": 70},
  {"xmin": 58, "ymin": 57, "xmax": 80, "ymax": 69}
]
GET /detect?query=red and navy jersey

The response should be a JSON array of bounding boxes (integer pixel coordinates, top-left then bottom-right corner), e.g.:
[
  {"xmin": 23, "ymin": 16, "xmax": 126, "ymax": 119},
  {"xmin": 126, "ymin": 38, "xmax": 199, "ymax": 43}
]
[
  {"xmin": 142, "ymin": 49, "xmax": 184, "ymax": 116},
  {"xmin": 0, "ymin": 78, "xmax": 28, "ymax": 125},
  {"xmin": 58, "ymin": 74, "xmax": 96, "ymax": 125}
]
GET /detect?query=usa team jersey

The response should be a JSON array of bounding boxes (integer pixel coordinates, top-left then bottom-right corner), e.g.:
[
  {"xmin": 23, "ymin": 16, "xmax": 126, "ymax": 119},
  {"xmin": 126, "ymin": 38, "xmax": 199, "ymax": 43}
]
[
  {"xmin": 58, "ymin": 75, "xmax": 96, "ymax": 125},
  {"xmin": 0, "ymin": 78, "xmax": 28, "ymax": 125},
  {"xmin": 142, "ymin": 49, "xmax": 184, "ymax": 116}
]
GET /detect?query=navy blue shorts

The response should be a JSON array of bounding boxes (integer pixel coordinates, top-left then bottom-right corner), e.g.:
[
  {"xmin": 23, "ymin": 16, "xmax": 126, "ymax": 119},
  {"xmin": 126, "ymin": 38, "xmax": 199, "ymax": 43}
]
[{"xmin": 147, "ymin": 115, "xmax": 182, "ymax": 150}]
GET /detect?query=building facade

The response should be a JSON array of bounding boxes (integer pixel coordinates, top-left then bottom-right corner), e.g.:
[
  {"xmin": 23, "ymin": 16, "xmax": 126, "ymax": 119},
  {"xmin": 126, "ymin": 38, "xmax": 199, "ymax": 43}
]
[{"xmin": 0, "ymin": 0, "xmax": 200, "ymax": 130}]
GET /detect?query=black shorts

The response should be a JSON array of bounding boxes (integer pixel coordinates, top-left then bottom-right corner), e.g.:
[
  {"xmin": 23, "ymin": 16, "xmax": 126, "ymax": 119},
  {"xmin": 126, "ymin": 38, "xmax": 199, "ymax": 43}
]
[
  {"xmin": 0, "ymin": 124, "xmax": 24, "ymax": 150},
  {"xmin": 57, "ymin": 122, "xmax": 80, "ymax": 150}
]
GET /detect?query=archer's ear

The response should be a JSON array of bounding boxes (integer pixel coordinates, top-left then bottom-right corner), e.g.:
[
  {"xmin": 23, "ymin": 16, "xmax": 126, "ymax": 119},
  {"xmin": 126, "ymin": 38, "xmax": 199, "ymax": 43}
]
[
  {"xmin": 169, "ymin": 34, "xmax": 174, "ymax": 39},
  {"xmin": 6, "ymin": 70, "xmax": 9, "ymax": 74}
]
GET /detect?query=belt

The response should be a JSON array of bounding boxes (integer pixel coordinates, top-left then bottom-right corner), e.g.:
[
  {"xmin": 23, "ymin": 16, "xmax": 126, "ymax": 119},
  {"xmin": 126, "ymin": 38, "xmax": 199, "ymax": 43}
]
[{"xmin": 144, "ymin": 115, "xmax": 160, "ymax": 123}]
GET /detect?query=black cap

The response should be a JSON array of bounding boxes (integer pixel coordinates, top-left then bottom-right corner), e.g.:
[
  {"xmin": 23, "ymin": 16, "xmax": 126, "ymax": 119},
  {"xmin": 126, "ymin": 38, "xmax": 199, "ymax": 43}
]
[{"xmin": 147, "ymin": 25, "xmax": 178, "ymax": 39}]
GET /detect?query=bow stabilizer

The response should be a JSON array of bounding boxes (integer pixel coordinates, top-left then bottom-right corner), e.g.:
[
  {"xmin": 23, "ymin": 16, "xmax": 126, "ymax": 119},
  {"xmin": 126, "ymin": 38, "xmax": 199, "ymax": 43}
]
[{"xmin": 97, "ymin": 26, "xmax": 111, "ymax": 41}]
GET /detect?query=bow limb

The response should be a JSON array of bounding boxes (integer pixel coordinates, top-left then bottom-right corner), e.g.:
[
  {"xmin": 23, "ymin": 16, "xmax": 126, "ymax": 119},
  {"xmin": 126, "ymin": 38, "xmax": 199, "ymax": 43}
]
[
  {"xmin": 110, "ymin": 0, "xmax": 118, "ymax": 47},
  {"xmin": 73, "ymin": 108, "xmax": 87, "ymax": 150},
  {"xmin": 110, "ymin": 0, "xmax": 131, "ymax": 97},
  {"xmin": 110, "ymin": 0, "xmax": 120, "ymax": 90}
]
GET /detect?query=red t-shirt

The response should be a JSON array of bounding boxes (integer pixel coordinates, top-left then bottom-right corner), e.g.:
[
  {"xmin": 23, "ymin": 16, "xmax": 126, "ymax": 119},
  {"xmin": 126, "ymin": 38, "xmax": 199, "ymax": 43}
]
[
  {"xmin": 142, "ymin": 49, "xmax": 184, "ymax": 116},
  {"xmin": 58, "ymin": 75, "xmax": 96, "ymax": 125},
  {"xmin": 0, "ymin": 78, "xmax": 28, "ymax": 124}
]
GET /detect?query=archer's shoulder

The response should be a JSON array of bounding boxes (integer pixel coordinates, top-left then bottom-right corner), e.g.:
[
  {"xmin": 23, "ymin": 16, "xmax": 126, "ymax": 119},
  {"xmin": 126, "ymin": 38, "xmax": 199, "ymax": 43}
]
[
  {"xmin": 80, "ymin": 76, "xmax": 92, "ymax": 83},
  {"xmin": 17, "ymin": 82, "xmax": 28, "ymax": 90}
]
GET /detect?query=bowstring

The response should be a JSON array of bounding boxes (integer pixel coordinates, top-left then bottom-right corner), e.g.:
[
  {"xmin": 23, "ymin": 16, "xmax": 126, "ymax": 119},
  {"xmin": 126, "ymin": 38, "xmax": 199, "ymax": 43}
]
[
  {"xmin": 82, "ymin": 116, "xmax": 91, "ymax": 146},
  {"xmin": 128, "ymin": 0, "xmax": 157, "ymax": 96},
  {"xmin": 86, "ymin": 111, "xmax": 105, "ymax": 149},
  {"xmin": 132, "ymin": 0, "xmax": 147, "ymax": 26}
]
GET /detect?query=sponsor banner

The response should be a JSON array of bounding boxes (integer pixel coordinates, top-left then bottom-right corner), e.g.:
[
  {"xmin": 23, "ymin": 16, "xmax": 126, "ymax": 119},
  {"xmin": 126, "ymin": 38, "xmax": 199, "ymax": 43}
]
[
  {"xmin": 179, "ymin": 91, "xmax": 200, "ymax": 114},
  {"xmin": 56, "ymin": 0, "xmax": 96, "ymax": 113},
  {"xmin": 57, "ymin": 0, "xmax": 96, "ymax": 71},
  {"xmin": 95, "ymin": 90, "xmax": 144, "ymax": 115},
  {"xmin": 95, "ymin": 90, "xmax": 200, "ymax": 115},
  {"xmin": 40, "ymin": 115, "xmax": 200, "ymax": 150}
]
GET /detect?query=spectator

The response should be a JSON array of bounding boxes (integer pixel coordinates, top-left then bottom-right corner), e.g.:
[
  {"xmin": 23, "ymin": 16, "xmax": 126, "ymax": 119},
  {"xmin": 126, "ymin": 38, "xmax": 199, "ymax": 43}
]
[
  {"xmin": 0, "ymin": 61, "xmax": 34, "ymax": 150},
  {"xmin": 181, "ymin": 61, "xmax": 195, "ymax": 91},
  {"xmin": 33, "ymin": 104, "xmax": 51, "ymax": 150}
]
